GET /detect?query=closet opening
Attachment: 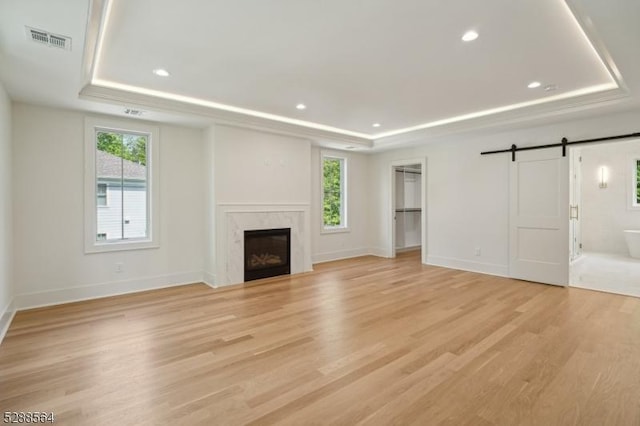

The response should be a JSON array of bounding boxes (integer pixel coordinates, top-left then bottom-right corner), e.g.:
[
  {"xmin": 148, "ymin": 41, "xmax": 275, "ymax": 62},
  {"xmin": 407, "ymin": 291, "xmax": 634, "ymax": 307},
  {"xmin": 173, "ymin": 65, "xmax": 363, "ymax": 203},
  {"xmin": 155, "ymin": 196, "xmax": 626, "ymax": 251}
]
[{"xmin": 392, "ymin": 162, "xmax": 424, "ymax": 262}]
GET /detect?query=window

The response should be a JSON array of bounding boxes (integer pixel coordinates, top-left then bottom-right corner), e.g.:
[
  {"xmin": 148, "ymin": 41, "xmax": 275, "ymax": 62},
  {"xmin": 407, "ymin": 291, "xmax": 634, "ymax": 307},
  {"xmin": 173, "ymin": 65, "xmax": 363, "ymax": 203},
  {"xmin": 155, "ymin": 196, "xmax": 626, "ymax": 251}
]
[
  {"xmin": 322, "ymin": 154, "xmax": 347, "ymax": 231},
  {"xmin": 97, "ymin": 183, "xmax": 107, "ymax": 206},
  {"xmin": 635, "ymin": 159, "xmax": 640, "ymax": 206},
  {"xmin": 84, "ymin": 117, "xmax": 159, "ymax": 253}
]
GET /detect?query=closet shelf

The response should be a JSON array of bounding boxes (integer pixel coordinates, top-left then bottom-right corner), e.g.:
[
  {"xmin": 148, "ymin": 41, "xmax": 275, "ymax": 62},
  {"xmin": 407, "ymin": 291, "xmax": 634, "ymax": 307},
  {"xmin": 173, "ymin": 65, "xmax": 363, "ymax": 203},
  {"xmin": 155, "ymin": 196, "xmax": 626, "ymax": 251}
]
[{"xmin": 395, "ymin": 208, "xmax": 422, "ymax": 213}]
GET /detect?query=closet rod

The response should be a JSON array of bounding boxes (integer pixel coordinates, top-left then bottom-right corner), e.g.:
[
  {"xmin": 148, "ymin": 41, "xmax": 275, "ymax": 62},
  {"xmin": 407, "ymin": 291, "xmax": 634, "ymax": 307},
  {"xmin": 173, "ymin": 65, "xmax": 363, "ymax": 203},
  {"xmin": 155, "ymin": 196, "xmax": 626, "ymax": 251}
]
[
  {"xmin": 480, "ymin": 132, "xmax": 640, "ymax": 161},
  {"xmin": 395, "ymin": 169, "xmax": 421, "ymax": 175}
]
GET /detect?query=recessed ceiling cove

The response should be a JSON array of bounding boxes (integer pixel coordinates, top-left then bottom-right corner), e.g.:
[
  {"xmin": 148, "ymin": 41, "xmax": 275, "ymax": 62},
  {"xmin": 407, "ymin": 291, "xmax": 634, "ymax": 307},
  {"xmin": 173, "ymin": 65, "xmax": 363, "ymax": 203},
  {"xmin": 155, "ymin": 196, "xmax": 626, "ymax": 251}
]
[{"xmin": 91, "ymin": 0, "xmax": 618, "ymax": 139}]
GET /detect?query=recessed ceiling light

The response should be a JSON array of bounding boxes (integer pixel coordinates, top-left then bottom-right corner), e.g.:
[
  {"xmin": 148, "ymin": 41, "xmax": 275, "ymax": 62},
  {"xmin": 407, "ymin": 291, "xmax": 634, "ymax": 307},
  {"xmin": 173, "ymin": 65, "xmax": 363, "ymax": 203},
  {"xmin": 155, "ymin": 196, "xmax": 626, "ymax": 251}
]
[
  {"xmin": 544, "ymin": 84, "xmax": 558, "ymax": 92},
  {"xmin": 462, "ymin": 31, "xmax": 479, "ymax": 42},
  {"xmin": 528, "ymin": 81, "xmax": 542, "ymax": 89},
  {"xmin": 372, "ymin": 123, "xmax": 381, "ymax": 128},
  {"xmin": 296, "ymin": 103, "xmax": 306, "ymax": 110},
  {"xmin": 152, "ymin": 68, "xmax": 170, "ymax": 77}
]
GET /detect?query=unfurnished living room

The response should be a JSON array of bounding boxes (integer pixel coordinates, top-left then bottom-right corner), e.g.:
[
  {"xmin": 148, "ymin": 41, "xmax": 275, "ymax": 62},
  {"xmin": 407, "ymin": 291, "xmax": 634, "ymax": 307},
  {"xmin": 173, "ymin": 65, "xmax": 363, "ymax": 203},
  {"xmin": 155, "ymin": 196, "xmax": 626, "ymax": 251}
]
[{"xmin": 1, "ymin": 0, "xmax": 640, "ymax": 424}]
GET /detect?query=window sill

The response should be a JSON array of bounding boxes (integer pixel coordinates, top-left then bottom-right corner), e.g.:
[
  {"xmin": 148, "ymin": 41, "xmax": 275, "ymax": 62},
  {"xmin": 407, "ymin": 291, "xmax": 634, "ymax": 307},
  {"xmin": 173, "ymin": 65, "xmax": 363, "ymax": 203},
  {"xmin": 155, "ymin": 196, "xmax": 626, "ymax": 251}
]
[
  {"xmin": 85, "ymin": 239, "xmax": 159, "ymax": 254},
  {"xmin": 321, "ymin": 226, "xmax": 350, "ymax": 235}
]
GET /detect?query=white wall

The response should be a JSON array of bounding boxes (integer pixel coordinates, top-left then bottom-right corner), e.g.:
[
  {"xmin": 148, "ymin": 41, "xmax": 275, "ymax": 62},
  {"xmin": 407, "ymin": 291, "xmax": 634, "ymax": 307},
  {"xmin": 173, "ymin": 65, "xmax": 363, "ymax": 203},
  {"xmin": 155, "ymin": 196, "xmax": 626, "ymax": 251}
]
[
  {"xmin": 203, "ymin": 126, "xmax": 216, "ymax": 286},
  {"xmin": 0, "ymin": 81, "xmax": 14, "ymax": 338},
  {"xmin": 7, "ymin": 100, "xmax": 640, "ymax": 311},
  {"xmin": 209, "ymin": 125, "xmax": 313, "ymax": 284},
  {"xmin": 12, "ymin": 103, "xmax": 205, "ymax": 308},
  {"xmin": 213, "ymin": 125, "xmax": 312, "ymax": 204},
  {"xmin": 369, "ymin": 109, "xmax": 640, "ymax": 277},
  {"xmin": 310, "ymin": 147, "xmax": 372, "ymax": 263},
  {"xmin": 581, "ymin": 139, "xmax": 640, "ymax": 255}
]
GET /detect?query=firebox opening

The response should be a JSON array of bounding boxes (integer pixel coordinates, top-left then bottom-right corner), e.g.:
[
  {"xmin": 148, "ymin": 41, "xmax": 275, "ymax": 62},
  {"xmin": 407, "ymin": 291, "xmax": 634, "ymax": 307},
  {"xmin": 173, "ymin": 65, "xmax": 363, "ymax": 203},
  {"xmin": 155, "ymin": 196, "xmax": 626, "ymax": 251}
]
[{"xmin": 244, "ymin": 228, "xmax": 291, "ymax": 282}]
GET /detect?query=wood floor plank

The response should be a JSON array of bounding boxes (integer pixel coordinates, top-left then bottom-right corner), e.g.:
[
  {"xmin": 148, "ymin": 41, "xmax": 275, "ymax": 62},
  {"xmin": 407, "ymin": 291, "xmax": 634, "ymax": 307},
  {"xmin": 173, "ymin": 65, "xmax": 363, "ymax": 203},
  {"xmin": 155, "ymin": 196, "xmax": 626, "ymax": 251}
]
[{"xmin": 1, "ymin": 251, "xmax": 640, "ymax": 425}]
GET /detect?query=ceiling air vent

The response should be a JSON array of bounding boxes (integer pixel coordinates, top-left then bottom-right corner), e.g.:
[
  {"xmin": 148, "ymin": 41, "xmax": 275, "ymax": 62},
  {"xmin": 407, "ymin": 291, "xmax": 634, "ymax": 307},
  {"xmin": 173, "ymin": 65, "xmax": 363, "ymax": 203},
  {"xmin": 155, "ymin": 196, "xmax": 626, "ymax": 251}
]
[{"xmin": 26, "ymin": 26, "xmax": 72, "ymax": 51}]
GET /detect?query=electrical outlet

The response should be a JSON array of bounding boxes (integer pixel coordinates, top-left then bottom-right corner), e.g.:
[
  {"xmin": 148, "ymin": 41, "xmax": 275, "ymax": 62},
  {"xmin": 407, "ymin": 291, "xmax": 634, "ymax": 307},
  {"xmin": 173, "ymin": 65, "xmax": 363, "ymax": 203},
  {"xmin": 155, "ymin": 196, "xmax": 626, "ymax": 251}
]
[
  {"xmin": 474, "ymin": 248, "xmax": 481, "ymax": 256},
  {"xmin": 115, "ymin": 262, "xmax": 124, "ymax": 273}
]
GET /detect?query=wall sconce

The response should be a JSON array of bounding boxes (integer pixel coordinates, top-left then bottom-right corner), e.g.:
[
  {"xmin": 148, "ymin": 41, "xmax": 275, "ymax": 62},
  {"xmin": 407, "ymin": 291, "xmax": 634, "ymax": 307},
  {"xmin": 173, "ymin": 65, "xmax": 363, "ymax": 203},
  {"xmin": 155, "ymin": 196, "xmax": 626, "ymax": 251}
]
[{"xmin": 599, "ymin": 166, "xmax": 608, "ymax": 189}]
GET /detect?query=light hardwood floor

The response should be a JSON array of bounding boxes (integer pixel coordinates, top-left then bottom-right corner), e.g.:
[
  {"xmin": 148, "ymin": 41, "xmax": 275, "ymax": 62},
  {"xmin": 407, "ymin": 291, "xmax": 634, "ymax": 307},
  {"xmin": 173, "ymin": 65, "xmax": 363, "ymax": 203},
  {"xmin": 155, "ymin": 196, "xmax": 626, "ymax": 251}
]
[{"xmin": 2, "ymin": 251, "xmax": 640, "ymax": 425}]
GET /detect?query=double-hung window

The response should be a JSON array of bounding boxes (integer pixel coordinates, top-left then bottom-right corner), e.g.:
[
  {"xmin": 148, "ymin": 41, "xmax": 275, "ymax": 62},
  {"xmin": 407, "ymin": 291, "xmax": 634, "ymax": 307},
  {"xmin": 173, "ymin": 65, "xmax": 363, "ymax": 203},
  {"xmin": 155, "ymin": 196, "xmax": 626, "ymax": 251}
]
[
  {"xmin": 84, "ymin": 117, "xmax": 159, "ymax": 253},
  {"xmin": 633, "ymin": 158, "xmax": 640, "ymax": 208},
  {"xmin": 322, "ymin": 153, "xmax": 348, "ymax": 231}
]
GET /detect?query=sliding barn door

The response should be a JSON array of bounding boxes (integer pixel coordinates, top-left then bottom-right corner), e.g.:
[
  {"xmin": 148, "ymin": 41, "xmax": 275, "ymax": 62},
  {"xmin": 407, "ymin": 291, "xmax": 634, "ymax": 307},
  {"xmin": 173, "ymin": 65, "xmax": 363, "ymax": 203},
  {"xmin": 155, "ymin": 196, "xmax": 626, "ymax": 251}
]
[{"xmin": 509, "ymin": 149, "xmax": 569, "ymax": 286}]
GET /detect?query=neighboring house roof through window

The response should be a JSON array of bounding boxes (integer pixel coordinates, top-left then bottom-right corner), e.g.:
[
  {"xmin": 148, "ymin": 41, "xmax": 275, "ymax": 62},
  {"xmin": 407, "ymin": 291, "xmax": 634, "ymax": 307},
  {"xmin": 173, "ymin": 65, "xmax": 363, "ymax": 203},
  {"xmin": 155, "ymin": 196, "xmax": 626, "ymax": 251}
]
[{"xmin": 97, "ymin": 150, "xmax": 146, "ymax": 180}]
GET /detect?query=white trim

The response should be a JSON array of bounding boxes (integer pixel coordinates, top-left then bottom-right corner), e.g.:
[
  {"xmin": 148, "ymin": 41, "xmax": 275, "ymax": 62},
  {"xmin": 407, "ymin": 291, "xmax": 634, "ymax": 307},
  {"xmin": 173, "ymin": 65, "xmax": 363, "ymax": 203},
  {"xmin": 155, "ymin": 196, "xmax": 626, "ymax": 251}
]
[
  {"xmin": 320, "ymin": 227, "xmax": 350, "ymax": 235},
  {"xmin": 13, "ymin": 271, "xmax": 203, "ymax": 311},
  {"xmin": 369, "ymin": 246, "xmax": 392, "ymax": 258},
  {"xmin": 312, "ymin": 247, "xmax": 371, "ymax": 264},
  {"xmin": 0, "ymin": 298, "xmax": 16, "ymax": 346},
  {"xmin": 372, "ymin": 84, "xmax": 618, "ymax": 140},
  {"xmin": 427, "ymin": 255, "xmax": 509, "ymax": 278},
  {"xmin": 203, "ymin": 272, "xmax": 216, "ymax": 289},
  {"xmin": 84, "ymin": 116, "xmax": 160, "ymax": 253},
  {"xmin": 93, "ymin": 78, "xmax": 372, "ymax": 140}
]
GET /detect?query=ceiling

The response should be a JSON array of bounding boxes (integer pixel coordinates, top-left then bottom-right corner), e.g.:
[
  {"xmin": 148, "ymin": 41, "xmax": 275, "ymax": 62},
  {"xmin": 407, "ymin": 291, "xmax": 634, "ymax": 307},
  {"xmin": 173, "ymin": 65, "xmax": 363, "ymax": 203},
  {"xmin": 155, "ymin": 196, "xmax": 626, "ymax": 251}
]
[{"xmin": 1, "ymin": 0, "xmax": 639, "ymax": 150}]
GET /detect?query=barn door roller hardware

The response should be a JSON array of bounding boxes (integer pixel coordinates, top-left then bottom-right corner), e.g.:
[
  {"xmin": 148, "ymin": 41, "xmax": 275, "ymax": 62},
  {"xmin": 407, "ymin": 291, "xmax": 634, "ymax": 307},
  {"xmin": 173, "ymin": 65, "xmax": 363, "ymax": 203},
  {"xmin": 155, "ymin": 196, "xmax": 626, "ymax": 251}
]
[{"xmin": 481, "ymin": 132, "xmax": 640, "ymax": 161}]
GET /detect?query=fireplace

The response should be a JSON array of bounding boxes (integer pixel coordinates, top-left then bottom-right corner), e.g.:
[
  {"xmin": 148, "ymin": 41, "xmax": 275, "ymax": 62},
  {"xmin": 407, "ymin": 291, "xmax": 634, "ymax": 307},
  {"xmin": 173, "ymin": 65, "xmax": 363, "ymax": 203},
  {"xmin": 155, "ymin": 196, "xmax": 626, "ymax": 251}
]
[{"xmin": 244, "ymin": 228, "xmax": 291, "ymax": 281}]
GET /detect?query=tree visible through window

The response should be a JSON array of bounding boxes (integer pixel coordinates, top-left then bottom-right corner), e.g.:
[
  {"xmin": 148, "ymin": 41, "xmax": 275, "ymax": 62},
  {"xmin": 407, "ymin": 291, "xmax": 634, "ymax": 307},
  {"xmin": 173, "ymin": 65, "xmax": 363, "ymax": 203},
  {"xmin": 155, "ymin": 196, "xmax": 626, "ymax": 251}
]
[
  {"xmin": 323, "ymin": 156, "xmax": 346, "ymax": 228},
  {"xmin": 96, "ymin": 130, "xmax": 149, "ymax": 242}
]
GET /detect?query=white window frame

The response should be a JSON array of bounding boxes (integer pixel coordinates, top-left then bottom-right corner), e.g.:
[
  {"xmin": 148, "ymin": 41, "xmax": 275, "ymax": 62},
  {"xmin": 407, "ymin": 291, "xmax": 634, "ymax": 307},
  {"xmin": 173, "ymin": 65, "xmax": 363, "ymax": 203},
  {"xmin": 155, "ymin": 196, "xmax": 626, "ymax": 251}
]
[
  {"xmin": 631, "ymin": 157, "xmax": 640, "ymax": 211},
  {"xmin": 84, "ymin": 117, "xmax": 160, "ymax": 253},
  {"xmin": 321, "ymin": 152, "xmax": 349, "ymax": 233}
]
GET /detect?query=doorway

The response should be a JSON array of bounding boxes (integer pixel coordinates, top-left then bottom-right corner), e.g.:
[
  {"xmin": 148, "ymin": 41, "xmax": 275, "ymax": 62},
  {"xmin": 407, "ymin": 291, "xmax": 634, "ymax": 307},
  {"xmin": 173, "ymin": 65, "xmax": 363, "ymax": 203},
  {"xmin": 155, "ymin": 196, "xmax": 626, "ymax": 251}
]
[
  {"xmin": 569, "ymin": 140, "xmax": 640, "ymax": 297},
  {"xmin": 390, "ymin": 159, "xmax": 427, "ymax": 262}
]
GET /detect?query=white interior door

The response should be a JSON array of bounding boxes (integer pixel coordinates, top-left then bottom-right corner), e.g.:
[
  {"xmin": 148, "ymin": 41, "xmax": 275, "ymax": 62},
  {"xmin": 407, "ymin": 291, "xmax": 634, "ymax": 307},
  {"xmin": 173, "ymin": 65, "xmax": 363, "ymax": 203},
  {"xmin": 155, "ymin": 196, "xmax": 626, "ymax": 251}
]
[{"xmin": 509, "ymin": 149, "xmax": 569, "ymax": 286}]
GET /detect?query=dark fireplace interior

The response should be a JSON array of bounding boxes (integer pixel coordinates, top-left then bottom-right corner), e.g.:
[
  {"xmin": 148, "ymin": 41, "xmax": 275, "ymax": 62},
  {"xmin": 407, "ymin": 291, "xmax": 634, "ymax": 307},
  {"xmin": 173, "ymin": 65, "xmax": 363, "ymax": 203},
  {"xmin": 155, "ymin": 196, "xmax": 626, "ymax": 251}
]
[{"xmin": 244, "ymin": 228, "xmax": 291, "ymax": 282}]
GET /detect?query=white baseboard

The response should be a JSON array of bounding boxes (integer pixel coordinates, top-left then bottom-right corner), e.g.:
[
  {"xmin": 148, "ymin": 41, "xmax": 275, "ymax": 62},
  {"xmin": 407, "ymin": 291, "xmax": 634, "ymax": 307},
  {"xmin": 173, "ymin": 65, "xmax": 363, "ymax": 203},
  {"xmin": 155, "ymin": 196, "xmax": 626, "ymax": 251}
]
[
  {"xmin": 0, "ymin": 298, "xmax": 16, "ymax": 345},
  {"xmin": 426, "ymin": 255, "xmax": 509, "ymax": 278},
  {"xmin": 369, "ymin": 246, "xmax": 391, "ymax": 258},
  {"xmin": 14, "ymin": 271, "xmax": 204, "ymax": 311},
  {"xmin": 203, "ymin": 272, "xmax": 217, "ymax": 289},
  {"xmin": 396, "ymin": 246, "xmax": 421, "ymax": 253},
  {"xmin": 312, "ymin": 247, "xmax": 373, "ymax": 264}
]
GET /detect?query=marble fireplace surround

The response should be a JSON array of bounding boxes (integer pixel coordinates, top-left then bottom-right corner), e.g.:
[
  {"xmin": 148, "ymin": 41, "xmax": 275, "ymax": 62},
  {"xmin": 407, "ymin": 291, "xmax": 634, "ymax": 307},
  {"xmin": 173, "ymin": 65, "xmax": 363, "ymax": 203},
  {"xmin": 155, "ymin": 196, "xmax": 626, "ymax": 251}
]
[{"xmin": 216, "ymin": 204, "xmax": 313, "ymax": 285}]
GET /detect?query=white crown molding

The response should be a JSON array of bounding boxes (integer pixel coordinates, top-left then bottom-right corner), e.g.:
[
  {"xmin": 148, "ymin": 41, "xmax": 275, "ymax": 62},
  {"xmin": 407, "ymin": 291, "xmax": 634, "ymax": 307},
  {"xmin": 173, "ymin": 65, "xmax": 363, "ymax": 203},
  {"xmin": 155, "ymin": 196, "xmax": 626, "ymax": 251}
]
[
  {"xmin": 564, "ymin": 0, "xmax": 628, "ymax": 93},
  {"xmin": 372, "ymin": 87, "xmax": 631, "ymax": 151},
  {"xmin": 81, "ymin": 0, "xmax": 108, "ymax": 89},
  {"xmin": 79, "ymin": 83, "xmax": 374, "ymax": 147}
]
